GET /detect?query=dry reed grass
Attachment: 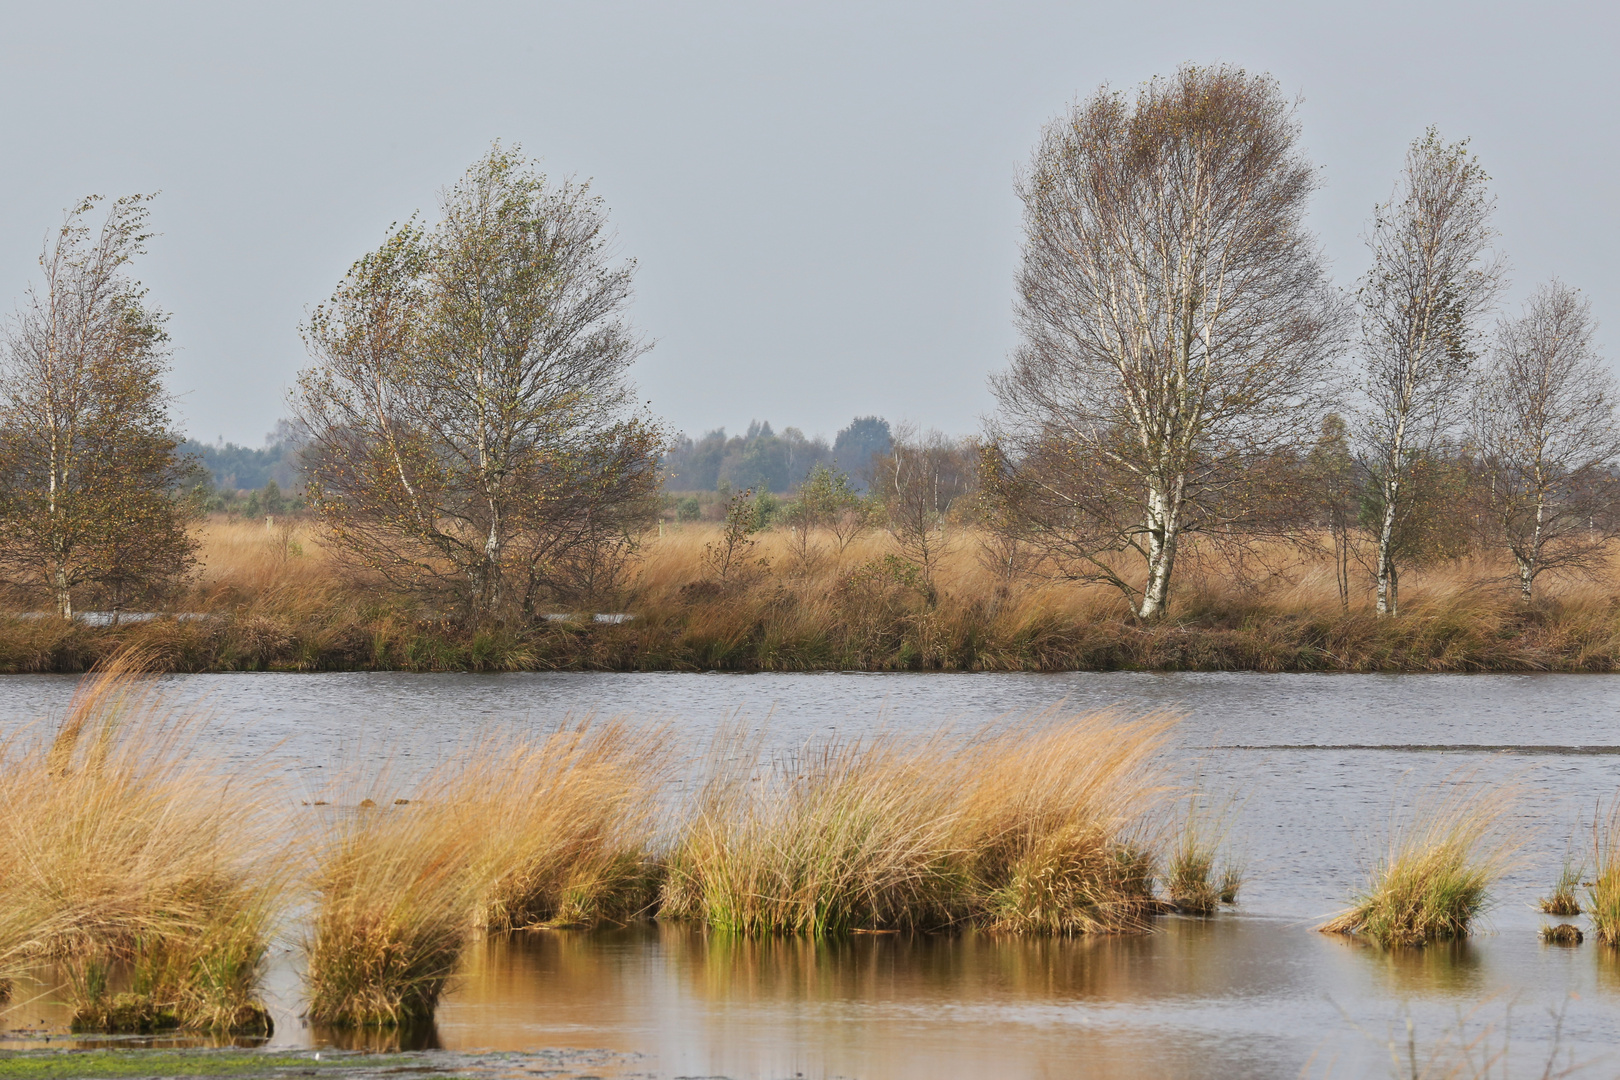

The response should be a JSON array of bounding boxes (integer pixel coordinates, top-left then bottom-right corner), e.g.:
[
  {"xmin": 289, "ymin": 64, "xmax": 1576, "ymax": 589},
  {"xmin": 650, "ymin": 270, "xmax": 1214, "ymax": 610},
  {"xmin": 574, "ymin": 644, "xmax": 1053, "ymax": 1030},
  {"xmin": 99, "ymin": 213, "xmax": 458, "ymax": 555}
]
[
  {"xmin": 303, "ymin": 793, "xmax": 480, "ymax": 1028},
  {"xmin": 0, "ymin": 654, "xmax": 282, "ymax": 1033},
  {"xmin": 465, "ymin": 721, "xmax": 670, "ymax": 930},
  {"xmin": 304, "ymin": 717, "xmax": 669, "ymax": 1026},
  {"xmin": 662, "ymin": 710, "xmax": 1175, "ymax": 936},
  {"xmin": 6, "ymin": 517, "xmax": 1620, "ymax": 674},
  {"xmin": 1320, "ymin": 778, "xmax": 1519, "ymax": 947},
  {"xmin": 1585, "ymin": 801, "xmax": 1620, "ymax": 945}
]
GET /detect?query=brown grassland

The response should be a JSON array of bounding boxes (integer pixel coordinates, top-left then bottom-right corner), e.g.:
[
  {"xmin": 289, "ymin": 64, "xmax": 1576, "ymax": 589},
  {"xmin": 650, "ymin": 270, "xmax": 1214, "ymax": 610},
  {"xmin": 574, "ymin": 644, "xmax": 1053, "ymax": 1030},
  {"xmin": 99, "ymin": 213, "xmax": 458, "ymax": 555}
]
[{"xmin": 3, "ymin": 517, "xmax": 1620, "ymax": 674}]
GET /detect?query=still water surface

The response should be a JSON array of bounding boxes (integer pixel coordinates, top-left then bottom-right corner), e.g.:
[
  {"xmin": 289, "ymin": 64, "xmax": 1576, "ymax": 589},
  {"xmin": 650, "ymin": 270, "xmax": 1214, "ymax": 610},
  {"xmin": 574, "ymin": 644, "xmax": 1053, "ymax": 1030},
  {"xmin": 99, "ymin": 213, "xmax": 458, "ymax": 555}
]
[{"xmin": 2, "ymin": 671, "xmax": 1618, "ymax": 1078}]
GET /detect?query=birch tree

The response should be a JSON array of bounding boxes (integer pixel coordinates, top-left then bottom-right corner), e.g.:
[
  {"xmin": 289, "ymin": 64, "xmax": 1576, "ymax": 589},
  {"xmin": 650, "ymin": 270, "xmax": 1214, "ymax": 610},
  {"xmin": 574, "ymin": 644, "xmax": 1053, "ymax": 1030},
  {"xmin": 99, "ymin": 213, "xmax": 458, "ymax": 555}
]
[
  {"xmin": 1471, "ymin": 281, "xmax": 1620, "ymax": 599},
  {"xmin": 1356, "ymin": 131, "xmax": 1505, "ymax": 616},
  {"xmin": 296, "ymin": 146, "xmax": 665, "ymax": 619},
  {"xmin": 990, "ymin": 65, "xmax": 1341, "ymax": 619},
  {"xmin": 0, "ymin": 195, "xmax": 196, "ymax": 617}
]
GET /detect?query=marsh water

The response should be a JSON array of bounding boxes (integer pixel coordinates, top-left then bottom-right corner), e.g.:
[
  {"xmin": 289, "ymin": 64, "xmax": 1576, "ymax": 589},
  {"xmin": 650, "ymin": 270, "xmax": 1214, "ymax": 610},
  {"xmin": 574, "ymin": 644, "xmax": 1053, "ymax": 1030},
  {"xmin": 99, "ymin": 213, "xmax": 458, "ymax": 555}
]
[{"xmin": 3, "ymin": 671, "xmax": 1620, "ymax": 1078}]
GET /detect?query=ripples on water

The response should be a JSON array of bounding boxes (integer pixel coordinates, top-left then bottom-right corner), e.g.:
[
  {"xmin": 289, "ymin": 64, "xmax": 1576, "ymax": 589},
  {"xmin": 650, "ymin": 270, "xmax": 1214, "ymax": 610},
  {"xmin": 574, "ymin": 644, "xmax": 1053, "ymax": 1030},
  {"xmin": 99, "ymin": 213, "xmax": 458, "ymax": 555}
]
[{"xmin": 1, "ymin": 670, "xmax": 1616, "ymax": 1078}]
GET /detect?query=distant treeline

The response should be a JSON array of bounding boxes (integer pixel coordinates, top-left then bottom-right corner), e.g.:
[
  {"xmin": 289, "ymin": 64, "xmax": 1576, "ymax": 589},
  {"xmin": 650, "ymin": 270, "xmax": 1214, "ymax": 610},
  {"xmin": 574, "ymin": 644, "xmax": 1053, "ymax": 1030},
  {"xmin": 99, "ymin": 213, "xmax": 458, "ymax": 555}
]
[
  {"xmin": 180, "ymin": 420, "xmax": 304, "ymax": 492},
  {"xmin": 663, "ymin": 416, "xmax": 893, "ymax": 494}
]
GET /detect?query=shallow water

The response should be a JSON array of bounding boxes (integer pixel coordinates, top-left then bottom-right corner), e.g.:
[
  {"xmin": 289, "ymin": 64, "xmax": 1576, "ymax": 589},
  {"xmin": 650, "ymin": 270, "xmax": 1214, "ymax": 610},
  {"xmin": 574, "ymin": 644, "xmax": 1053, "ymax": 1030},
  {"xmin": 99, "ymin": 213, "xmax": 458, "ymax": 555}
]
[{"xmin": 2, "ymin": 670, "xmax": 1618, "ymax": 1077}]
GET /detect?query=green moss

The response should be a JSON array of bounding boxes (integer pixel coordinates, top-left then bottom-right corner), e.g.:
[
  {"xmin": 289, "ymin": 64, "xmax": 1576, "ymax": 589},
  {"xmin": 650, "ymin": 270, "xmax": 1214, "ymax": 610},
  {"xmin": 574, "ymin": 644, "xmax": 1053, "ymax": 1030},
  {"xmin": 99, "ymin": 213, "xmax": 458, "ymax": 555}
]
[{"xmin": 0, "ymin": 1050, "xmax": 408, "ymax": 1079}]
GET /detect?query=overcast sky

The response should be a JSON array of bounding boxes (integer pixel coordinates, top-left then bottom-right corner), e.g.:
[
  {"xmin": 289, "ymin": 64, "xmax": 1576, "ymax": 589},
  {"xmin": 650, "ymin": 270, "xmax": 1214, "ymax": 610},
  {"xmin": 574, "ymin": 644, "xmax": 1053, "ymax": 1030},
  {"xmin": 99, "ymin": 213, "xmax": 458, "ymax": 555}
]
[{"xmin": 1, "ymin": 0, "xmax": 1614, "ymax": 447}]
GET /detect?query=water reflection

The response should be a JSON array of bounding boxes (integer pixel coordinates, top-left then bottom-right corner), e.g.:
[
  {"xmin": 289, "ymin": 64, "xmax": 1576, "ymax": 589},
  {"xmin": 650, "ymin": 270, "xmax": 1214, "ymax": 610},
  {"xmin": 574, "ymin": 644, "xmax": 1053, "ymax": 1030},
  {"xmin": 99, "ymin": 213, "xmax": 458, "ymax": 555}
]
[{"xmin": 1335, "ymin": 936, "xmax": 1489, "ymax": 997}]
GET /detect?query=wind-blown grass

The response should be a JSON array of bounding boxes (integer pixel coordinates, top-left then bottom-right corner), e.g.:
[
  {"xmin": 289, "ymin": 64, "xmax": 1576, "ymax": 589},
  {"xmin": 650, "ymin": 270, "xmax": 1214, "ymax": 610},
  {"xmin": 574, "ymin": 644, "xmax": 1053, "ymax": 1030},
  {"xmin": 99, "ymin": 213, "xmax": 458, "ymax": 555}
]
[
  {"xmin": 304, "ymin": 793, "xmax": 480, "ymax": 1029},
  {"xmin": 304, "ymin": 718, "xmax": 669, "ymax": 1027},
  {"xmin": 1320, "ymin": 778, "xmax": 1518, "ymax": 947},
  {"xmin": 0, "ymin": 654, "xmax": 282, "ymax": 1034},
  {"xmin": 662, "ymin": 710, "xmax": 1175, "ymax": 936}
]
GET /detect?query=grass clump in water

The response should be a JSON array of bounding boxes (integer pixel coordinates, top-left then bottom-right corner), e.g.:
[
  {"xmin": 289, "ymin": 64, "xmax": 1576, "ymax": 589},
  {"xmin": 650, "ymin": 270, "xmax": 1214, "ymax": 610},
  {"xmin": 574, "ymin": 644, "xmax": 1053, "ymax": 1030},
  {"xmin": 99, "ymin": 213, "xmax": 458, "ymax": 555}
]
[
  {"xmin": 465, "ymin": 720, "xmax": 668, "ymax": 930},
  {"xmin": 305, "ymin": 718, "xmax": 668, "ymax": 1026},
  {"xmin": 1162, "ymin": 795, "xmax": 1244, "ymax": 914},
  {"xmin": 1319, "ymin": 778, "xmax": 1517, "ymax": 947},
  {"xmin": 662, "ymin": 710, "xmax": 1176, "ymax": 936},
  {"xmin": 1540, "ymin": 922, "xmax": 1583, "ymax": 945},
  {"xmin": 1539, "ymin": 855, "xmax": 1584, "ymax": 917},
  {"xmin": 1586, "ymin": 800, "xmax": 1620, "ymax": 945},
  {"xmin": 304, "ymin": 791, "xmax": 479, "ymax": 1028},
  {"xmin": 0, "ymin": 654, "xmax": 281, "ymax": 1034}
]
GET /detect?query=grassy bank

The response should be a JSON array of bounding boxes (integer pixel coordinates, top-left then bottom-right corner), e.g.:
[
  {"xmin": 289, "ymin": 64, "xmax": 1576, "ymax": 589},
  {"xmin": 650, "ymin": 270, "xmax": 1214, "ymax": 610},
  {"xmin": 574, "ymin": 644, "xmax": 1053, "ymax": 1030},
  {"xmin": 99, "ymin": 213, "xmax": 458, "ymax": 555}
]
[{"xmin": 3, "ymin": 519, "xmax": 1619, "ymax": 675}]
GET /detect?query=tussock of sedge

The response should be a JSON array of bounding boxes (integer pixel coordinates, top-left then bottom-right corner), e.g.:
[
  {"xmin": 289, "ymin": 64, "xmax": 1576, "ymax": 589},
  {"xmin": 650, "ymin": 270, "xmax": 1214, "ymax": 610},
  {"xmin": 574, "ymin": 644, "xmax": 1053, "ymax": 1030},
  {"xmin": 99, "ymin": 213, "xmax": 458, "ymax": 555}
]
[
  {"xmin": 0, "ymin": 654, "xmax": 282, "ymax": 1034},
  {"xmin": 1320, "ymin": 777, "xmax": 1519, "ymax": 947},
  {"xmin": 661, "ymin": 710, "xmax": 1176, "ymax": 936},
  {"xmin": 1586, "ymin": 799, "xmax": 1620, "ymax": 945},
  {"xmin": 303, "ymin": 717, "xmax": 669, "ymax": 1027}
]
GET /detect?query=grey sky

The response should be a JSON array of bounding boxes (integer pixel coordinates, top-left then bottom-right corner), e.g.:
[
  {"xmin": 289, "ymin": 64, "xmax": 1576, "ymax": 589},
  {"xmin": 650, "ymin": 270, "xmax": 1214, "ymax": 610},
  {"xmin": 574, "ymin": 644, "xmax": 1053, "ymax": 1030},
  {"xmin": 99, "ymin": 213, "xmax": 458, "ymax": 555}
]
[{"xmin": 1, "ymin": 1, "xmax": 1614, "ymax": 448}]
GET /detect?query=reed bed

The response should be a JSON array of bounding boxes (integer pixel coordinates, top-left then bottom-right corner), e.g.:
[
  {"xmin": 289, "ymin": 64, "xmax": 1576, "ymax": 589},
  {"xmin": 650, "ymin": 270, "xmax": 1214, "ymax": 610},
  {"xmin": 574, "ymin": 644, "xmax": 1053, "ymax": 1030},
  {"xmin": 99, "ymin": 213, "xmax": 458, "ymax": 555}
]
[
  {"xmin": 662, "ymin": 711, "xmax": 1176, "ymax": 936},
  {"xmin": 9, "ymin": 517, "xmax": 1620, "ymax": 675},
  {"xmin": 1320, "ymin": 779, "xmax": 1519, "ymax": 947},
  {"xmin": 0, "ymin": 655, "xmax": 282, "ymax": 1034}
]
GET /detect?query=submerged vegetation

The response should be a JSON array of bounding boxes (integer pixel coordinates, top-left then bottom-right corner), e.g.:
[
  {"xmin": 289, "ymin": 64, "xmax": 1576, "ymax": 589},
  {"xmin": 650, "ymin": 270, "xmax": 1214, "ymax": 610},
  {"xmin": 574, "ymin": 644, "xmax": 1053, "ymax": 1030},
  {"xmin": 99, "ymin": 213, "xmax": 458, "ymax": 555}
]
[{"xmin": 1319, "ymin": 779, "xmax": 1518, "ymax": 946}]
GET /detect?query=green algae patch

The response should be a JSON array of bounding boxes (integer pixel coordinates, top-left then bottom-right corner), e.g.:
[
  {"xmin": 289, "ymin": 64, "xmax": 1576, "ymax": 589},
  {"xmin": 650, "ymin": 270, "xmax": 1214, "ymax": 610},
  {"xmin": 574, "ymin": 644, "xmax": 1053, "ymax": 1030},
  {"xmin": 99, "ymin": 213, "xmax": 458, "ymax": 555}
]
[{"xmin": 0, "ymin": 1050, "xmax": 415, "ymax": 1079}]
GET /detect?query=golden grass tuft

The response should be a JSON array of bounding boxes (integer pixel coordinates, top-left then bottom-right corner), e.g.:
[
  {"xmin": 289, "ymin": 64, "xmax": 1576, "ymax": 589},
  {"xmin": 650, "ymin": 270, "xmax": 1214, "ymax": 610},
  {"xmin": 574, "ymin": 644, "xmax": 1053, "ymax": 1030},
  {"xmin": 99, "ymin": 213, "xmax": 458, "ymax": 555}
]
[
  {"xmin": 465, "ymin": 719, "xmax": 670, "ymax": 929},
  {"xmin": 1586, "ymin": 800, "xmax": 1620, "ymax": 945},
  {"xmin": 304, "ymin": 717, "xmax": 669, "ymax": 1026},
  {"xmin": 662, "ymin": 710, "xmax": 1175, "ymax": 936},
  {"xmin": 1163, "ymin": 796, "xmax": 1245, "ymax": 914},
  {"xmin": 0, "ymin": 654, "xmax": 282, "ymax": 1034},
  {"xmin": 304, "ymin": 793, "xmax": 480, "ymax": 1029},
  {"xmin": 1319, "ymin": 778, "xmax": 1518, "ymax": 947}
]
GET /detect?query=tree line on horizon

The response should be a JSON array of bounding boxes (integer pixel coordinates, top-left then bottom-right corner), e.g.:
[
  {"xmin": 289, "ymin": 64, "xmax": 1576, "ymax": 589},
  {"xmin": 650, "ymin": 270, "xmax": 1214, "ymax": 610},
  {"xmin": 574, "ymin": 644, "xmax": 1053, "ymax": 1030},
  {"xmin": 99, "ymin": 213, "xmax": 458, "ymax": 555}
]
[{"xmin": 1, "ymin": 64, "xmax": 1616, "ymax": 622}]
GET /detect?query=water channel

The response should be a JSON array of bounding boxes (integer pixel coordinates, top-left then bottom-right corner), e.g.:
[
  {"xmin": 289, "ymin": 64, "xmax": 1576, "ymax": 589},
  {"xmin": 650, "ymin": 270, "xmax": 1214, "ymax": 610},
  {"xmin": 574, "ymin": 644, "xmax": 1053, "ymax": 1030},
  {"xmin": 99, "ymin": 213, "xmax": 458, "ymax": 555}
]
[{"xmin": 2, "ymin": 671, "xmax": 1618, "ymax": 1078}]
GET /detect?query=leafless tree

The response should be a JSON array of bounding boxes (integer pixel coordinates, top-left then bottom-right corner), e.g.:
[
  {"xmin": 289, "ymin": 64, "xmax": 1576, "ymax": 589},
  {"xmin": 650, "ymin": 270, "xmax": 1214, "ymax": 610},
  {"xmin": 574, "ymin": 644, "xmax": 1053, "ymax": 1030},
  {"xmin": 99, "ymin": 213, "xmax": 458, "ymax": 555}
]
[
  {"xmin": 295, "ymin": 145, "xmax": 664, "ymax": 620},
  {"xmin": 0, "ymin": 195, "xmax": 196, "ymax": 617},
  {"xmin": 1356, "ymin": 130, "xmax": 1506, "ymax": 616},
  {"xmin": 1471, "ymin": 281, "xmax": 1620, "ymax": 599},
  {"xmin": 990, "ymin": 65, "xmax": 1342, "ymax": 618},
  {"xmin": 871, "ymin": 425, "xmax": 976, "ymax": 602}
]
